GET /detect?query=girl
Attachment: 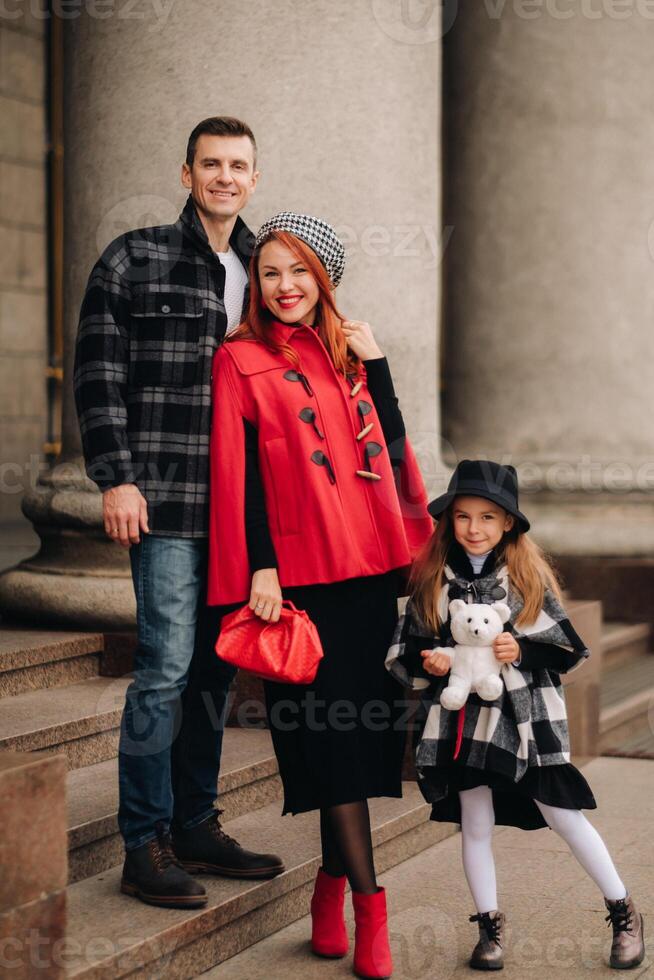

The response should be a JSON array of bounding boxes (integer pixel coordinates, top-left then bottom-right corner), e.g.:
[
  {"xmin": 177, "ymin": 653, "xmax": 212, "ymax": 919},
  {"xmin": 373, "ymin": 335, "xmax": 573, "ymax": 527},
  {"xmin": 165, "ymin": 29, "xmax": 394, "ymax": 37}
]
[
  {"xmin": 386, "ymin": 458, "xmax": 645, "ymax": 971},
  {"xmin": 208, "ymin": 211, "xmax": 434, "ymax": 979}
]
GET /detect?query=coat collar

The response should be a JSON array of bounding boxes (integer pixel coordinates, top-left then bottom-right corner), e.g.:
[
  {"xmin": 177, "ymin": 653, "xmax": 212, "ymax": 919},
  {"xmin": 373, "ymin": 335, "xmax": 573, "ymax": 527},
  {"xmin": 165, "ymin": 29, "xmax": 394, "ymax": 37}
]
[
  {"xmin": 268, "ymin": 317, "xmax": 318, "ymax": 336},
  {"xmin": 262, "ymin": 318, "xmax": 321, "ymax": 349},
  {"xmin": 177, "ymin": 194, "xmax": 255, "ymax": 268}
]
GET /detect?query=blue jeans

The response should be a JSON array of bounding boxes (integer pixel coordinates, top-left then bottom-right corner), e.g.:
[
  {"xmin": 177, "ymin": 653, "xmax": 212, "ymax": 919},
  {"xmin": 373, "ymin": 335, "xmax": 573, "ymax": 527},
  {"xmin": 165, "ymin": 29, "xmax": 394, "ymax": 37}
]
[{"xmin": 118, "ymin": 535, "xmax": 238, "ymax": 851}]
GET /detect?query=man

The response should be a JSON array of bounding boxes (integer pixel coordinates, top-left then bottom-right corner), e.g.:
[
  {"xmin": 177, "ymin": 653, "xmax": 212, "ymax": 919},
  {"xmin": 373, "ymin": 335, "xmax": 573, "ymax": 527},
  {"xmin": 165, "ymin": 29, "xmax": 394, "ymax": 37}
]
[{"xmin": 74, "ymin": 116, "xmax": 284, "ymax": 909}]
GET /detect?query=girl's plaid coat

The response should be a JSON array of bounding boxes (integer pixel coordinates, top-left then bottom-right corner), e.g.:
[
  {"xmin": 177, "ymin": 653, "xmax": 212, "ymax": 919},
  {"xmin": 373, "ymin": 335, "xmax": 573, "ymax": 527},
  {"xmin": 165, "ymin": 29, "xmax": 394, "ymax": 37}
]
[{"xmin": 385, "ymin": 544, "xmax": 590, "ymax": 801}]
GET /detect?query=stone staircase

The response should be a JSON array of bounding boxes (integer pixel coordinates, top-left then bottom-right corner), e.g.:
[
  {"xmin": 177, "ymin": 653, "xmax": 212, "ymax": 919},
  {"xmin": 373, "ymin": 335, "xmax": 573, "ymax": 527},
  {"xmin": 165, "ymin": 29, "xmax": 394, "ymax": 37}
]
[
  {"xmin": 0, "ymin": 628, "xmax": 453, "ymax": 978},
  {"xmin": 2, "ymin": 597, "xmax": 650, "ymax": 977},
  {"xmin": 599, "ymin": 621, "xmax": 654, "ymax": 758}
]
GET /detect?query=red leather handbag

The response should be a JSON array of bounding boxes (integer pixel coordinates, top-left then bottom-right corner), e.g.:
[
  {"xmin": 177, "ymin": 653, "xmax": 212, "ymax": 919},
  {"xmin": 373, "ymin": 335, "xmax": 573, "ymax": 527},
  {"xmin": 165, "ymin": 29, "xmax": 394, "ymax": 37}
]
[{"xmin": 215, "ymin": 600, "xmax": 324, "ymax": 684}]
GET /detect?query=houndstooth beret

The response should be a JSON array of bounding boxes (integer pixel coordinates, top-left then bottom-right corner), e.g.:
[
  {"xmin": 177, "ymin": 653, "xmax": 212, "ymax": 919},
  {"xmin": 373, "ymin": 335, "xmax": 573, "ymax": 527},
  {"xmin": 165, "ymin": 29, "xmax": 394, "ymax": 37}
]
[{"xmin": 255, "ymin": 211, "xmax": 346, "ymax": 287}]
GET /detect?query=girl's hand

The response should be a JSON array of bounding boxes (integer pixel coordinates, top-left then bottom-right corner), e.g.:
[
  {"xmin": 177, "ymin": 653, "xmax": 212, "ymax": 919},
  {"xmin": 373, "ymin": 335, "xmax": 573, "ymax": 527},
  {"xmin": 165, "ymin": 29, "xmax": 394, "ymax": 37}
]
[
  {"xmin": 341, "ymin": 320, "xmax": 383, "ymax": 361},
  {"xmin": 421, "ymin": 647, "xmax": 452, "ymax": 676},
  {"xmin": 249, "ymin": 568, "xmax": 283, "ymax": 622},
  {"xmin": 493, "ymin": 632, "xmax": 520, "ymax": 663}
]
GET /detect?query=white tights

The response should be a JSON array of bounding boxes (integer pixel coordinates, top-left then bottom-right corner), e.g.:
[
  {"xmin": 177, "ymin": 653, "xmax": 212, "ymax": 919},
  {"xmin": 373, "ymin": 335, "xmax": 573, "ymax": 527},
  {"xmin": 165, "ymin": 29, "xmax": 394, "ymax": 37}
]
[{"xmin": 459, "ymin": 785, "xmax": 627, "ymax": 914}]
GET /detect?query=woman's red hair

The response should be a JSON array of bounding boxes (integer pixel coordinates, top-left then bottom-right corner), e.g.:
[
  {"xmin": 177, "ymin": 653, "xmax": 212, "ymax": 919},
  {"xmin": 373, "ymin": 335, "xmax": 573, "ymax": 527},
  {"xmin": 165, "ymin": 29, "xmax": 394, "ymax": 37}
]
[{"xmin": 228, "ymin": 230, "xmax": 359, "ymax": 376}]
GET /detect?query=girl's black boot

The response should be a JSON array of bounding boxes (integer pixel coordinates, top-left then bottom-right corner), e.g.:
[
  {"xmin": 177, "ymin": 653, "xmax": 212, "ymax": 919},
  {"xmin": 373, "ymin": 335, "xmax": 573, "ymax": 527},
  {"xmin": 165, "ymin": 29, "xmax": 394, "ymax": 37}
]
[
  {"xmin": 604, "ymin": 894, "xmax": 645, "ymax": 969},
  {"xmin": 469, "ymin": 910, "xmax": 505, "ymax": 970}
]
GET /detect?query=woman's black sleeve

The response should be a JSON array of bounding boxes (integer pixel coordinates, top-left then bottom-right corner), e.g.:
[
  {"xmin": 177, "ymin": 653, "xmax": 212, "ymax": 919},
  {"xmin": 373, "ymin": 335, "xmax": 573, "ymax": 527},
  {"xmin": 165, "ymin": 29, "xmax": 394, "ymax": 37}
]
[
  {"xmin": 362, "ymin": 356, "xmax": 406, "ymax": 468},
  {"xmin": 243, "ymin": 417, "xmax": 278, "ymax": 572}
]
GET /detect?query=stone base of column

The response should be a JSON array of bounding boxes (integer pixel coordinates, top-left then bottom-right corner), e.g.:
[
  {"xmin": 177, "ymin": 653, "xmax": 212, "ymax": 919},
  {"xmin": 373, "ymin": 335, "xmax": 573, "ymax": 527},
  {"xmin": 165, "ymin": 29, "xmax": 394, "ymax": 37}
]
[
  {"xmin": 524, "ymin": 491, "xmax": 654, "ymax": 558},
  {"xmin": 525, "ymin": 490, "xmax": 654, "ymax": 631},
  {"xmin": 555, "ymin": 556, "xmax": 654, "ymax": 632},
  {"xmin": 0, "ymin": 460, "xmax": 135, "ymax": 630}
]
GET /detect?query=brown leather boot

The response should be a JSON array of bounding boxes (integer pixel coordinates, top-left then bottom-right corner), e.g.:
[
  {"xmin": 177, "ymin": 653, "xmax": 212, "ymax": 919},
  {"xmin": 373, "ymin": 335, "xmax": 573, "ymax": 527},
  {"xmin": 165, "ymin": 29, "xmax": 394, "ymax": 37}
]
[
  {"xmin": 604, "ymin": 894, "xmax": 645, "ymax": 969},
  {"xmin": 469, "ymin": 910, "xmax": 505, "ymax": 970},
  {"xmin": 173, "ymin": 809, "xmax": 285, "ymax": 879},
  {"xmin": 120, "ymin": 823, "xmax": 207, "ymax": 909}
]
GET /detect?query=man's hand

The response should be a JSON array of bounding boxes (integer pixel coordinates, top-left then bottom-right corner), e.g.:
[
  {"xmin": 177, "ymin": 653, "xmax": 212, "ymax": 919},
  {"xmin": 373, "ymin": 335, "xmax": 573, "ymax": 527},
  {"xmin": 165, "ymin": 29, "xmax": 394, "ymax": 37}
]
[
  {"xmin": 421, "ymin": 647, "xmax": 452, "ymax": 677},
  {"xmin": 493, "ymin": 631, "xmax": 520, "ymax": 663},
  {"xmin": 341, "ymin": 320, "xmax": 383, "ymax": 361},
  {"xmin": 249, "ymin": 568, "xmax": 283, "ymax": 622},
  {"xmin": 103, "ymin": 484, "xmax": 149, "ymax": 548}
]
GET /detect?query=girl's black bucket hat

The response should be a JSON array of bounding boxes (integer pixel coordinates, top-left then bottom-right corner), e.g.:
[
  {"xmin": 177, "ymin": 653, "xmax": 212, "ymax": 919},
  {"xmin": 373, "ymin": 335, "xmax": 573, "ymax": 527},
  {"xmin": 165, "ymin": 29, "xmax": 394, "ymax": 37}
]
[{"xmin": 427, "ymin": 459, "xmax": 530, "ymax": 532}]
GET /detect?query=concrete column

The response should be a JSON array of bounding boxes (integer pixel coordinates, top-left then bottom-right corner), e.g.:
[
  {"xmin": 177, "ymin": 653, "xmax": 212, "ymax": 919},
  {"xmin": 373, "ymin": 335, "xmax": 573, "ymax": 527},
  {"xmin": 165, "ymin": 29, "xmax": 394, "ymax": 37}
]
[
  {"xmin": 0, "ymin": 0, "xmax": 444, "ymax": 627},
  {"xmin": 0, "ymin": 11, "xmax": 48, "ymax": 523},
  {"xmin": 441, "ymin": 2, "xmax": 654, "ymax": 556}
]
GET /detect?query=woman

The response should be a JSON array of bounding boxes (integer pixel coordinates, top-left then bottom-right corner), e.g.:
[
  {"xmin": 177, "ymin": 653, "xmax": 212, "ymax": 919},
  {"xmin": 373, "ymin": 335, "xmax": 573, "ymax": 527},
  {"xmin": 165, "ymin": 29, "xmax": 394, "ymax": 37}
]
[{"xmin": 208, "ymin": 212, "xmax": 432, "ymax": 979}]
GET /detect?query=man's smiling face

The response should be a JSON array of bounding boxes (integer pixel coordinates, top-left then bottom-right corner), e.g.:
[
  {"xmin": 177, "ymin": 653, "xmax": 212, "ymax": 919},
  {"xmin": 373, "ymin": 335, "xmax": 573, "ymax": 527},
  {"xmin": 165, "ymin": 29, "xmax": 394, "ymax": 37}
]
[{"xmin": 181, "ymin": 133, "xmax": 259, "ymax": 222}]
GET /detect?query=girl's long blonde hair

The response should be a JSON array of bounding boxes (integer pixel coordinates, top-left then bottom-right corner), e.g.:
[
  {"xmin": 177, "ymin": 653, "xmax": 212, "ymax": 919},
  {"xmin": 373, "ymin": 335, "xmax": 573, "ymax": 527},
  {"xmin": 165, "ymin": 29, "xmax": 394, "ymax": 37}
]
[{"xmin": 410, "ymin": 503, "xmax": 562, "ymax": 633}]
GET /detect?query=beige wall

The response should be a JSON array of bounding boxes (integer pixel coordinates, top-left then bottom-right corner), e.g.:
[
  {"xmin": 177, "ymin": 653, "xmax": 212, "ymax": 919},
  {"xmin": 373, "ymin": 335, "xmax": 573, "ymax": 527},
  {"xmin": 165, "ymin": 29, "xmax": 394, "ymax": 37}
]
[{"xmin": 0, "ymin": 10, "xmax": 48, "ymax": 523}]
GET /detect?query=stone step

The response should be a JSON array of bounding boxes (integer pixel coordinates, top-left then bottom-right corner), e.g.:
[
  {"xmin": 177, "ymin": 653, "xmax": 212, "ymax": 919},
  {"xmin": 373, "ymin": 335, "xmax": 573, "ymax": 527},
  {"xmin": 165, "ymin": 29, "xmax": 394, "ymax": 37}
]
[
  {"xmin": 599, "ymin": 653, "xmax": 654, "ymax": 753},
  {"xmin": 0, "ymin": 675, "xmax": 129, "ymax": 769},
  {"xmin": 600, "ymin": 620, "xmax": 651, "ymax": 670},
  {"xmin": 602, "ymin": 716, "xmax": 654, "ymax": 760},
  {"xmin": 67, "ymin": 729, "xmax": 282, "ymax": 884},
  {"xmin": 0, "ymin": 629, "xmax": 104, "ymax": 698},
  {"xmin": 64, "ymin": 785, "xmax": 453, "ymax": 979}
]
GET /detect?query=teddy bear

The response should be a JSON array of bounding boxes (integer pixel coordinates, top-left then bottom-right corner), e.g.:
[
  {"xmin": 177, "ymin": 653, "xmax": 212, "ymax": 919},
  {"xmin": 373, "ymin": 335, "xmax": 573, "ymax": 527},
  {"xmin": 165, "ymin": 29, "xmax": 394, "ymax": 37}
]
[{"xmin": 432, "ymin": 598, "xmax": 512, "ymax": 711}]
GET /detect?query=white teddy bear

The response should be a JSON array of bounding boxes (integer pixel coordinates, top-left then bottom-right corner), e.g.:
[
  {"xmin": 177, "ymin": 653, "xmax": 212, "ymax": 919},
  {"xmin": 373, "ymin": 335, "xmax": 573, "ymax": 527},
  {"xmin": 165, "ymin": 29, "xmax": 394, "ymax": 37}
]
[{"xmin": 434, "ymin": 598, "xmax": 512, "ymax": 711}]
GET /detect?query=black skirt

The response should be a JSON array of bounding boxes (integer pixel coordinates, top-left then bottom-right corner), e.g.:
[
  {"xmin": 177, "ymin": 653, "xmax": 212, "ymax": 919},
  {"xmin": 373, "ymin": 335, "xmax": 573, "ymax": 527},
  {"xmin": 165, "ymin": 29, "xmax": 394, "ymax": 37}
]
[
  {"xmin": 263, "ymin": 570, "xmax": 408, "ymax": 815},
  {"xmin": 424, "ymin": 756, "xmax": 597, "ymax": 831}
]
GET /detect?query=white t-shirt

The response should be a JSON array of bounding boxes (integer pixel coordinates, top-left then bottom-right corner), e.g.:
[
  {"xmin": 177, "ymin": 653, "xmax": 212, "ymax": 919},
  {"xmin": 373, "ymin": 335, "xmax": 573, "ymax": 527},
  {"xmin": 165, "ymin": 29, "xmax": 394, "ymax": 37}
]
[{"xmin": 215, "ymin": 247, "xmax": 248, "ymax": 334}]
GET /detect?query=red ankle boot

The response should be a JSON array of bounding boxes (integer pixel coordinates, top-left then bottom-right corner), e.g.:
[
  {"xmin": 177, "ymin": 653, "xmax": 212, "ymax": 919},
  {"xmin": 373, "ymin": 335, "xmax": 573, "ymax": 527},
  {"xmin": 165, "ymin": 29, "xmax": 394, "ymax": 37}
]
[
  {"xmin": 352, "ymin": 886, "xmax": 393, "ymax": 979},
  {"xmin": 310, "ymin": 866, "xmax": 349, "ymax": 958}
]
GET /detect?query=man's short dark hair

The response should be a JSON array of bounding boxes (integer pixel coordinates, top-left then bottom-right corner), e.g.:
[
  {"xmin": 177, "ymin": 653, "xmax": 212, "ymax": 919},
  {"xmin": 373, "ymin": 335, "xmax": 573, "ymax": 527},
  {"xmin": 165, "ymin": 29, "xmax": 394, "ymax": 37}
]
[{"xmin": 186, "ymin": 116, "xmax": 257, "ymax": 169}]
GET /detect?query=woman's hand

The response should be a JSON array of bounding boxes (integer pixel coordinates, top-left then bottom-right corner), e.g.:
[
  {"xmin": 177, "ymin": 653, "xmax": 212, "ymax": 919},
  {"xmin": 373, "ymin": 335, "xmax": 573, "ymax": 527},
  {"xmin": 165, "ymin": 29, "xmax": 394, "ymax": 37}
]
[
  {"xmin": 341, "ymin": 320, "xmax": 383, "ymax": 361},
  {"xmin": 421, "ymin": 647, "xmax": 452, "ymax": 677},
  {"xmin": 493, "ymin": 632, "xmax": 520, "ymax": 663},
  {"xmin": 249, "ymin": 568, "xmax": 283, "ymax": 623}
]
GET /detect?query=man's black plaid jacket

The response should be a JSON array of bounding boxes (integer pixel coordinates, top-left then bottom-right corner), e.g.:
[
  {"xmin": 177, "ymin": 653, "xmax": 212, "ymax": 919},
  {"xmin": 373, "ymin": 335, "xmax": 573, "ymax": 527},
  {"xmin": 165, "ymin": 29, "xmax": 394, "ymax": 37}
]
[{"xmin": 73, "ymin": 195, "xmax": 254, "ymax": 536}]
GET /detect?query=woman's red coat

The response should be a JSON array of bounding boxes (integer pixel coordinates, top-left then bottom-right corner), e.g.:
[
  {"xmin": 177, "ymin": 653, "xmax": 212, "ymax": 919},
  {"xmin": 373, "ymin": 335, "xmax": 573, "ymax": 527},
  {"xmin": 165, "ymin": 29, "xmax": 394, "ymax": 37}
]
[{"xmin": 208, "ymin": 320, "xmax": 433, "ymax": 605}]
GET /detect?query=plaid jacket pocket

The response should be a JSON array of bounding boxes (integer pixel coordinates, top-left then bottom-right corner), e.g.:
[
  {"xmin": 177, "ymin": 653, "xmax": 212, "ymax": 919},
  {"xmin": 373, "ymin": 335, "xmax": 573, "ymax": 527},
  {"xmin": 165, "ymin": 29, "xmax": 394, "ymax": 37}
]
[{"xmin": 130, "ymin": 289, "xmax": 203, "ymax": 388}]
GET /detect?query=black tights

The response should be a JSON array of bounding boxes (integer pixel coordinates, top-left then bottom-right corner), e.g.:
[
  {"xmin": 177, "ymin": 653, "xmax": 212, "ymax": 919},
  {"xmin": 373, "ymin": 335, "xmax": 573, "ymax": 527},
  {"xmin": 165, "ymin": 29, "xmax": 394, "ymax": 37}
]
[{"xmin": 320, "ymin": 800, "xmax": 378, "ymax": 894}]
